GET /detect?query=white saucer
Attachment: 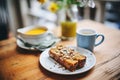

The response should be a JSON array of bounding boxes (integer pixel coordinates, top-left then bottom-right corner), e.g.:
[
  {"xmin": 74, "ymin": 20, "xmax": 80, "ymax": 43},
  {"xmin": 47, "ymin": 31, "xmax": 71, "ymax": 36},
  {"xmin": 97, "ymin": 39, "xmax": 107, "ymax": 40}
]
[
  {"xmin": 17, "ymin": 39, "xmax": 36, "ymax": 50},
  {"xmin": 17, "ymin": 35, "xmax": 60, "ymax": 51},
  {"xmin": 39, "ymin": 46, "xmax": 96, "ymax": 75}
]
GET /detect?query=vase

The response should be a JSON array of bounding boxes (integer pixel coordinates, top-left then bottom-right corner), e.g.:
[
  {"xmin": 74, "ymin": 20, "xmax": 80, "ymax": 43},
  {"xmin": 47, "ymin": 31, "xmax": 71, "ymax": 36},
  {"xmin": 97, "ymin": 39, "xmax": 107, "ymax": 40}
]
[{"xmin": 60, "ymin": 5, "xmax": 78, "ymax": 40}]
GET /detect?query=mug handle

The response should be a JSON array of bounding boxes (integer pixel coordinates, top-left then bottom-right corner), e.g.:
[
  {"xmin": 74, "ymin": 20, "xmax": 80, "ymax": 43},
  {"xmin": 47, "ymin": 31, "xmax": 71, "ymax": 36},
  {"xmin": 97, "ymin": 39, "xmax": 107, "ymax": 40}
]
[{"xmin": 95, "ymin": 34, "xmax": 104, "ymax": 46}]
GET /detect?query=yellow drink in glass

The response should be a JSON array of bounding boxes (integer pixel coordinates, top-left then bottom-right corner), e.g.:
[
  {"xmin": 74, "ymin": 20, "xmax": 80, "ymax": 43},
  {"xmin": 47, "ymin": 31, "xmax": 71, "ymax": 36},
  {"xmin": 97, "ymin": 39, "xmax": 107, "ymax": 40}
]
[{"xmin": 61, "ymin": 21, "xmax": 76, "ymax": 40}]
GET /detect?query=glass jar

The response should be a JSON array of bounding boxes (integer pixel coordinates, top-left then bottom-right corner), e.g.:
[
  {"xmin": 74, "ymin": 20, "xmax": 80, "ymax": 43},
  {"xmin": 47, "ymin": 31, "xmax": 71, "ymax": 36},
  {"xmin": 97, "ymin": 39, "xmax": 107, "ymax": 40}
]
[{"xmin": 60, "ymin": 5, "xmax": 78, "ymax": 40}]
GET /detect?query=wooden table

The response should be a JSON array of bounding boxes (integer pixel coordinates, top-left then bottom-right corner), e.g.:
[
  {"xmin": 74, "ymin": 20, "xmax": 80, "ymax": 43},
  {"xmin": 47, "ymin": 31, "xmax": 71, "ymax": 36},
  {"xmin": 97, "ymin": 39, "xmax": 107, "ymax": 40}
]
[{"xmin": 0, "ymin": 20, "xmax": 120, "ymax": 80}]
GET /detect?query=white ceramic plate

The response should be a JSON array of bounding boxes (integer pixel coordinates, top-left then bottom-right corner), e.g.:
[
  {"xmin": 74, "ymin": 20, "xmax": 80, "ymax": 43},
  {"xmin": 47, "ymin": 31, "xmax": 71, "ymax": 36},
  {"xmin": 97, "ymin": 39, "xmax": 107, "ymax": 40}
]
[{"xmin": 39, "ymin": 46, "xmax": 96, "ymax": 75}]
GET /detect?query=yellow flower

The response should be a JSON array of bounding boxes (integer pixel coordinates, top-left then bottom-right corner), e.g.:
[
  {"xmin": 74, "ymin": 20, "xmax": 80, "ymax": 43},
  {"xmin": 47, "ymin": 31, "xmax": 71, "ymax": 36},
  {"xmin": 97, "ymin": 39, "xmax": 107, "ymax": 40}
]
[
  {"xmin": 38, "ymin": 0, "xmax": 47, "ymax": 4},
  {"xmin": 48, "ymin": 2, "xmax": 58, "ymax": 13}
]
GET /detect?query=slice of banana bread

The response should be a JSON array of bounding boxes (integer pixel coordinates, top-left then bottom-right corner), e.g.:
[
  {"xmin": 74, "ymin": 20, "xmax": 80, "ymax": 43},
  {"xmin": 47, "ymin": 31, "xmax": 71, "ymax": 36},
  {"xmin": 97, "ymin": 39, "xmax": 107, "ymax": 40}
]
[{"xmin": 49, "ymin": 45, "xmax": 86, "ymax": 71}]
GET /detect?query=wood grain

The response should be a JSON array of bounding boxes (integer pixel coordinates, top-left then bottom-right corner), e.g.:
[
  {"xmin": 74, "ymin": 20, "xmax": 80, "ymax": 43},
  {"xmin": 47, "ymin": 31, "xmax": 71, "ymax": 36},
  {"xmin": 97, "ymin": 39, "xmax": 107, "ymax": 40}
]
[{"xmin": 0, "ymin": 20, "xmax": 120, "ymax": 80}]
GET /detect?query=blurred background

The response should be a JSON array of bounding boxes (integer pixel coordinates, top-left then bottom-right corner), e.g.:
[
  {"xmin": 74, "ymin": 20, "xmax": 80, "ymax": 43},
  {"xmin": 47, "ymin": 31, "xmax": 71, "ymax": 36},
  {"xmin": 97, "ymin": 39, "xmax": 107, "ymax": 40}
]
[{"xmin": 0, "ymin": 0, "xmax": 120, "ymax": 40}]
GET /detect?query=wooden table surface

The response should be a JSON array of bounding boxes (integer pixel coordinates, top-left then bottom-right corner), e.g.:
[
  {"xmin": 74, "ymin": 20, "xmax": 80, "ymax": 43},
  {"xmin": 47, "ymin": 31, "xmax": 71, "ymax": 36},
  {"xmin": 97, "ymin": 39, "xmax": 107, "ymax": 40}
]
[{"xmin": 0, "ymin": 20, "xmax": 120, "ymax": 80}]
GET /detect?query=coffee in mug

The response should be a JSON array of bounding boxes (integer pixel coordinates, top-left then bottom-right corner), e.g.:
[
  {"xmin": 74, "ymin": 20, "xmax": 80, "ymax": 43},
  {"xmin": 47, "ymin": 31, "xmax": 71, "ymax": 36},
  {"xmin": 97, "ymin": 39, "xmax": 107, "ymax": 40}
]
[{"xmin": 76, "ymin": 29, "xmax": 104, "ymax": 52}]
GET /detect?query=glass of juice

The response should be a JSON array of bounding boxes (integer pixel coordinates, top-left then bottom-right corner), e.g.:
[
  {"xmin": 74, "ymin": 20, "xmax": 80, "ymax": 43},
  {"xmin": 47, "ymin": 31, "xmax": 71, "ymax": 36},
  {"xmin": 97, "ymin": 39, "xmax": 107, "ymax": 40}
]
[{"xmin": 61, "ymin": 21, "xmax": 76, "ymax": 40}]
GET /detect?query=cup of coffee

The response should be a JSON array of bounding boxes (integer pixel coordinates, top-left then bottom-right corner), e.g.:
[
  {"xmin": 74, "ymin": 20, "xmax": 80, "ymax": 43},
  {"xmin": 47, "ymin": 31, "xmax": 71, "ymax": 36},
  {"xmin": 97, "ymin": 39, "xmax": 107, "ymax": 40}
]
[{"xmin": 76, "ymin": 29, "xmax": 104, "ymax": 52}]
